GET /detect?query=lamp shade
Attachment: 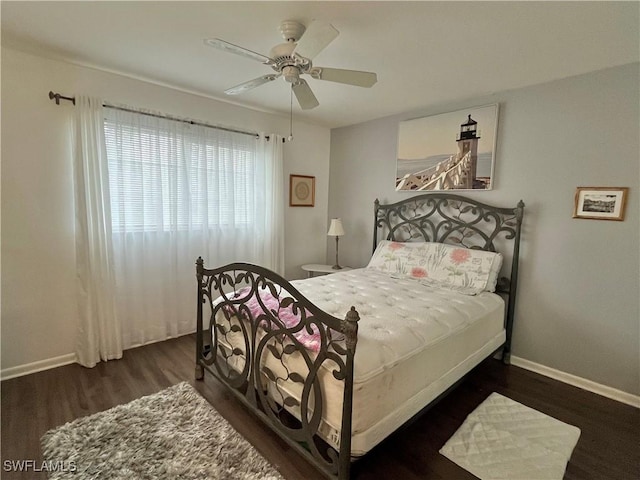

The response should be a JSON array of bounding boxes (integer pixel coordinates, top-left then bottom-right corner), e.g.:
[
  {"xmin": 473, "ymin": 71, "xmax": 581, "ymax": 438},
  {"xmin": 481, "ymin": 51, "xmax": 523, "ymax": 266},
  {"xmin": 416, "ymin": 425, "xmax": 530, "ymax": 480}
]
[{"xmin": 327, "ymin": 218, "xmax": 345, "ymax": 236}]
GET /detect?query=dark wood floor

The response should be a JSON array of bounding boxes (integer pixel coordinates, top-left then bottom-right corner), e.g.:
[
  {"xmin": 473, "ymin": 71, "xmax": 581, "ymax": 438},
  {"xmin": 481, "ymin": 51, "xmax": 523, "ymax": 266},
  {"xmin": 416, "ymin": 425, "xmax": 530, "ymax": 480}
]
[{"xmin": 2, "ymin": 334, "xmax": 638, "ymax": 479}]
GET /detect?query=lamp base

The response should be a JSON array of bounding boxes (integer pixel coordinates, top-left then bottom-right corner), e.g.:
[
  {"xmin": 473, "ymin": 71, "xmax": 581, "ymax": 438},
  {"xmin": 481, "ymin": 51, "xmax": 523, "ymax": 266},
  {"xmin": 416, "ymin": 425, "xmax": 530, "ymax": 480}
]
[{"xmin": 332, "ymin": 236, "xmax": 342, "ymax": 270}]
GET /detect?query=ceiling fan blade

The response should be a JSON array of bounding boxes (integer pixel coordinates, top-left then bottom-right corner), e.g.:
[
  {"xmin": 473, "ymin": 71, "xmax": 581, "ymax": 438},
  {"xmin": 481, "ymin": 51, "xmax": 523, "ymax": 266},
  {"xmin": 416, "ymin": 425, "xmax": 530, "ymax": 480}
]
[
  {"xmin": 204, "ymin": 38, "xmax": 273, "ymax": 65},
  {"xmin": 224, "ymin": 74, "xmax": 280, "ymax": 95},
  {"xmin": 310, "ymin": 67, "xmax": 377, "ymax": 87},
  {"xmin": 293, "ymin": 21, "xmax": 339, "ymax": 60},
  {"xmin": 292, "ymin": 80, "xmax": 319, "ymax": 110}
]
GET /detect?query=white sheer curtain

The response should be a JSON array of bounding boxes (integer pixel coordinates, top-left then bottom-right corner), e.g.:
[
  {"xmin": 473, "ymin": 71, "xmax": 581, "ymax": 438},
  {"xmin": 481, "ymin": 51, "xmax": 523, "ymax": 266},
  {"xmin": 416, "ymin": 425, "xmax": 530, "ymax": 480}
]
[
  {"xmin": 256, "ymin": 134, "xmax": 285, "ymax": 276},
  {"xmin": 103, "ymin": 108, "xmax": 285, "ymax": 348},
  {"xmin": 73, "ymin": 96, "xmax": 123, "ymax": 367}
]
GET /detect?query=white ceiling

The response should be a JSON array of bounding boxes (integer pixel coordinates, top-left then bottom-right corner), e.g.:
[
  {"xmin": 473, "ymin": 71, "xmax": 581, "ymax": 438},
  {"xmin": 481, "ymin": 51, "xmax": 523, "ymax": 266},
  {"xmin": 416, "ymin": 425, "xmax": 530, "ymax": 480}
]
[{"xmin": 2, "ymin": 1, "xmax": 638, "ymax": 129}]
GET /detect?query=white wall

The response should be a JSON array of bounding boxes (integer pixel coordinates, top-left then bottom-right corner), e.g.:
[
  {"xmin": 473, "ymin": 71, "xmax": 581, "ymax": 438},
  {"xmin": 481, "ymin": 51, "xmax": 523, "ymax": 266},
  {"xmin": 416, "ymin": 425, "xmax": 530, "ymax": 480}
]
[
  {"xmin": 328, "ymin": 63, "xmax": 639, "ymax": 396},
  {"xmin": 1, "ymin": 47, "xmax": 330, "ymax": 374}
]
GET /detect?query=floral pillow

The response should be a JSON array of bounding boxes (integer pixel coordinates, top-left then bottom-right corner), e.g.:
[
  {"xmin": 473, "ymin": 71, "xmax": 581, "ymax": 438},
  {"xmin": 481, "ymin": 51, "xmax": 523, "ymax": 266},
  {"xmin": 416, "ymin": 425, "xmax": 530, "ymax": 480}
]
[{"xmin": 367, "ymin": 240, "xmax": 503, "ymax": 295}]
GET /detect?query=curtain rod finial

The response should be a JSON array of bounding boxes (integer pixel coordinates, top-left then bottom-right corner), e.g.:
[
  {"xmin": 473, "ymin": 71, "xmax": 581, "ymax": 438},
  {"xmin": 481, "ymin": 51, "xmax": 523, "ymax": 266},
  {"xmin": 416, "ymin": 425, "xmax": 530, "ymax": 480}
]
[
  {"xmin": 48, "ymin": 91, "xmax": 76, "ymax": 105},
  {"xmin": 48, "ymin": 91, "xmax": 60, "ymax": 105}
]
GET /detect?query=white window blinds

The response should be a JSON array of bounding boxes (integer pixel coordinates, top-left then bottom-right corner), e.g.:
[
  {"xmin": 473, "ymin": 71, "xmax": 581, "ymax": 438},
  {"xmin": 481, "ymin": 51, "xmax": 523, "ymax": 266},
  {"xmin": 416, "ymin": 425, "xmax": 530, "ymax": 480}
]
[{"xmin": 103, "ymin": 108, "xmax": 258, "ymax": 233}]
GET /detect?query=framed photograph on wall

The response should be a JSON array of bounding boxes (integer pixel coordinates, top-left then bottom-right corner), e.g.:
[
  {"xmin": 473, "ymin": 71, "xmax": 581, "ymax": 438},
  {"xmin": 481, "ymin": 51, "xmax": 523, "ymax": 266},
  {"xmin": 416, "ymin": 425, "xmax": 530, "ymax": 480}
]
[
  {"xmin": 396, "ymin": 104, "xmax": 499, "ymax": 191},
  {"xmin": 289, "ymin": 174, "xmax": 315, "ymax": 207},
  {"xmin": 573, "ymin": 187, "xmax": 628, "ymax": 221}
]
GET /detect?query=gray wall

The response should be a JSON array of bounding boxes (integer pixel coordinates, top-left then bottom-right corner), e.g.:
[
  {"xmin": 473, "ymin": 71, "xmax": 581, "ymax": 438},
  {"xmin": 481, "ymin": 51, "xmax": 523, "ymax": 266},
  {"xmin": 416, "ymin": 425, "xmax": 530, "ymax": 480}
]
[{"xmin": 328, "ymin": 63, "xmax": 639, "ymax": 395}]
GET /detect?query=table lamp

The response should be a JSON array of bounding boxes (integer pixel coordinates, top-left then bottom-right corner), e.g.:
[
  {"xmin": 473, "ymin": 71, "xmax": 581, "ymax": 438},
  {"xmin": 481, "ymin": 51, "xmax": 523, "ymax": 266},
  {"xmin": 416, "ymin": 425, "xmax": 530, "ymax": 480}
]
[{"xmin": 327, "ymin": 218, "xmax": 345, "ymax": 269}]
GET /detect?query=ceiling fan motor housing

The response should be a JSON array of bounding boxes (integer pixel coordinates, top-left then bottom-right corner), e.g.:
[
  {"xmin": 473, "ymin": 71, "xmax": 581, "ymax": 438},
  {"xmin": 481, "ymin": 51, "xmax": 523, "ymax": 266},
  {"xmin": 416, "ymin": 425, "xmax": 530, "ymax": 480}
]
[
  {"xmin": 269, "ymin": 41, "xmax": 311, "ymax": 80},
  {"xmin": 269, "ymin": 42, "xmax": 296, "ymax": 64}
]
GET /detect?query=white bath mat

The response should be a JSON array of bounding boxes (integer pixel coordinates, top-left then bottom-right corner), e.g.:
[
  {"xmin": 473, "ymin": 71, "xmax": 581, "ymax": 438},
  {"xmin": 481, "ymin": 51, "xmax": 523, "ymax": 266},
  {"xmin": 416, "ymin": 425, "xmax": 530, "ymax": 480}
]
[{"xmin": 440, "ymin": 392, "xmax": 581, "ymax": 480}]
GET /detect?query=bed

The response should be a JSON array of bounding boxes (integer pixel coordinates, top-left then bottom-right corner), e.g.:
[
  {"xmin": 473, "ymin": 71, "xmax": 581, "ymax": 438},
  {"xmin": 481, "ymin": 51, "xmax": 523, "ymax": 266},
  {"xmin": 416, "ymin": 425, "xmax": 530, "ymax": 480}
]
[{"xmin": 195, "ymin": 193, "xmax": 524, "ymax": 479}]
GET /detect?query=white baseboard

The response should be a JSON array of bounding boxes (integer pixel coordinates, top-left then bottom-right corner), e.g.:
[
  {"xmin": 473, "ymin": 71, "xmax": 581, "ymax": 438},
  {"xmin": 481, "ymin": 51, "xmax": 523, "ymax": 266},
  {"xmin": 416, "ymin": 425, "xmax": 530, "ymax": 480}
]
[
  {"xmin": 1, "ymin": 353, "xmax": 77, "ymax": 381},
  {"xmin": 511, "ymin": 355, "xmax": 640, "ymax": 409},
  {"xmin": 0, "ymin": 331, "xmax": 196, "ymax": 382}
]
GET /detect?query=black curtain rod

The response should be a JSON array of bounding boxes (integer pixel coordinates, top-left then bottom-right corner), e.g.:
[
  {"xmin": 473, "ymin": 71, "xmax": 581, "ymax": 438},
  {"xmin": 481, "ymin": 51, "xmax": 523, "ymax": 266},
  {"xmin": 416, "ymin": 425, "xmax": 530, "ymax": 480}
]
[{"xmin": 47, "ymin": 91, "xmax": 284, "ymax": 141}]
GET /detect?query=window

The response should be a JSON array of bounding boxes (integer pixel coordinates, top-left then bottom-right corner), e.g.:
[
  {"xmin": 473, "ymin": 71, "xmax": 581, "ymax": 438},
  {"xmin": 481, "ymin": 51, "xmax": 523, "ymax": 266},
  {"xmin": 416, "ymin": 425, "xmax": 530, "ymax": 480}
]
[{"xmin": 103, "ymin": 109, "xmax": 258, "ymax": 233}]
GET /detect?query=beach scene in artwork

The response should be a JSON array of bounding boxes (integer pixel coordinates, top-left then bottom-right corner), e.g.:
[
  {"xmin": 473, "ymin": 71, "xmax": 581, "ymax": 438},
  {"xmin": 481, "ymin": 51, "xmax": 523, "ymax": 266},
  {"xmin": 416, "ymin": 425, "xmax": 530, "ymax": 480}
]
[{"xmin": 396, "ymin": 105, "xmax": 497, "ymax": 191}]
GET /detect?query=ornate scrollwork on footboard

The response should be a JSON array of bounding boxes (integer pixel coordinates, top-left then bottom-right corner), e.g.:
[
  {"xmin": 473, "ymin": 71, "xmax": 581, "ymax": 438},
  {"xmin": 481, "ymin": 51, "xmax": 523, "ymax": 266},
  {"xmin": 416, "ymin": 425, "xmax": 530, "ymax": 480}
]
[{"xmin": 195, "ymin": 259, "xmax": 359, "ymax": 479}]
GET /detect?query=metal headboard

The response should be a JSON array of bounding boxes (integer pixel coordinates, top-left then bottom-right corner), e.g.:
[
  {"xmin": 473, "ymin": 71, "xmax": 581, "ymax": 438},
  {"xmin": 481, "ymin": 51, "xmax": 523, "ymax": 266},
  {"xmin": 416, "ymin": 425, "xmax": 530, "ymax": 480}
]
[{"xmin": 373, "ymin": 193, "xmax": 524, "ymax": 362}]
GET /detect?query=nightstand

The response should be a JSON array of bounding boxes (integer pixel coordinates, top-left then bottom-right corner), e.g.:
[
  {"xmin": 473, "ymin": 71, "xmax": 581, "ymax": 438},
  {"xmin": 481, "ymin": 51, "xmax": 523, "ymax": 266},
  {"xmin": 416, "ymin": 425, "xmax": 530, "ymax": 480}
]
[{"xmin": 301, "ymin": 264, "xmax": 352, "ymax": 278}]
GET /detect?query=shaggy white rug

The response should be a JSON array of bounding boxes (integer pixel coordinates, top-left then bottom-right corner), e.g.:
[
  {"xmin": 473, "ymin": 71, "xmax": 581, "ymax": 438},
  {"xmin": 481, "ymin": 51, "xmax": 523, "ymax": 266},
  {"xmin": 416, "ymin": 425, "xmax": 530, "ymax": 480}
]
[
  {"xmin": 41, "ymin": 382, "xmax": 283, "ymax": 480},
  {"xmin": 440, "ymin": 392, "xmax": 581, "ymax": 480}
]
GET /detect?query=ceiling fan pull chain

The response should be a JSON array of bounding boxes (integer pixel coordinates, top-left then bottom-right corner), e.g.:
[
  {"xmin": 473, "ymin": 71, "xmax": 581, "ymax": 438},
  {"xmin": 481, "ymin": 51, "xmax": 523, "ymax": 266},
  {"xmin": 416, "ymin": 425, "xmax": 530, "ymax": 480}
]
[{"xmin": 288, "ymin": 86, "xmax": 294, "ymax": 142}]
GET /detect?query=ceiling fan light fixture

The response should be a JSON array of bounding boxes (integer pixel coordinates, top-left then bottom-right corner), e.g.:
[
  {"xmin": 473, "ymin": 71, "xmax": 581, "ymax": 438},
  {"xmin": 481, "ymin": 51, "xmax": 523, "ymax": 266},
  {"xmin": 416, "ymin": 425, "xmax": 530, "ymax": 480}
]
[{"xmin": 282, "ymin": 66, "xmax": 300, "ymax": 83}]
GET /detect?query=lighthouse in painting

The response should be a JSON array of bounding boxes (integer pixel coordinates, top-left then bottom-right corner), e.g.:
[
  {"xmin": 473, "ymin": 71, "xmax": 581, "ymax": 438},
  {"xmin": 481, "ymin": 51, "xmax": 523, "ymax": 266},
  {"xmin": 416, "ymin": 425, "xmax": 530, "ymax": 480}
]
[
  {"xmin": 395, "ymin": 104, "xmax": 496, "ymax": 191},
  {"xmin": 456, "ymin": 114, "xmax": 480, "ymax": 189}
]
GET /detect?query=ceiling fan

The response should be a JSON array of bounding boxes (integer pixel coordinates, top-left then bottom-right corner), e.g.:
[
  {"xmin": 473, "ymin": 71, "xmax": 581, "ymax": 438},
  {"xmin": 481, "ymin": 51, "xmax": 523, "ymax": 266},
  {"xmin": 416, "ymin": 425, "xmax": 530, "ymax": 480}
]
[{"xmin": 204, "ymin": 20, "xmax": 377, "ymax": 110}]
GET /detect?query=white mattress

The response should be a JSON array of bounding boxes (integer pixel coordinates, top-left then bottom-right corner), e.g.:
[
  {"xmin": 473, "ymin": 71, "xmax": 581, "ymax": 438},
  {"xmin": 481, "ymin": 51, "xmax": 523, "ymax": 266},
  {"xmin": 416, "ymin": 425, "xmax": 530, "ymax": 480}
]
[{"xmin": 213, "ymin": 268, "xmax": 505, "ymax": 456}]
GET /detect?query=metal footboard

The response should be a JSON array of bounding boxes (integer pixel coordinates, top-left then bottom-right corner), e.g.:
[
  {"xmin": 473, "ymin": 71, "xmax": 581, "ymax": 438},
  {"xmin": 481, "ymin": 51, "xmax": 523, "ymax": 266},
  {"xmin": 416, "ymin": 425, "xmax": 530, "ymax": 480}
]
[{"xmin": 195, "ymin": 260, "xmax": 359, "ymax": 479}]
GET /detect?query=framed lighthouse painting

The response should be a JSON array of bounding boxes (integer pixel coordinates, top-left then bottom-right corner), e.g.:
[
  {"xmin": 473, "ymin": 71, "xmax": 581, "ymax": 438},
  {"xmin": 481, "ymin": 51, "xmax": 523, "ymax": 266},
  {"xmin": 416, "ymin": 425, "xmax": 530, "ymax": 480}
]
[{"xmin": 396, "ymin": 104, "xmax": 499, "ymax": 191}]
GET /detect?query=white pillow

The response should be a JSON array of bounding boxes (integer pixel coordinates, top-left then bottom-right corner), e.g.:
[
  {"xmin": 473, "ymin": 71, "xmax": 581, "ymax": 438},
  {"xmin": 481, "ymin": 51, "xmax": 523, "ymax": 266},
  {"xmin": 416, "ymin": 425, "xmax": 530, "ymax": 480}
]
[{"xmin": 367, "ymin": 240, "xmax": 503, "ymax": 295}]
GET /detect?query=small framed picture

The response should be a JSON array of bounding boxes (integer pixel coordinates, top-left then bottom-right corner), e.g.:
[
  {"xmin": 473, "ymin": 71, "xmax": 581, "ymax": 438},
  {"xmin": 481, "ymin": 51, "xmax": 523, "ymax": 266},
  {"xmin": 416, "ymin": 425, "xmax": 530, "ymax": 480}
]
[
  {"xmin": 289, "ymin": 174, "xmax": 315, "ymax": 207},
  {"xmin": 573, "ymin": 187, "xmax": 629, "ymax": 221}
]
